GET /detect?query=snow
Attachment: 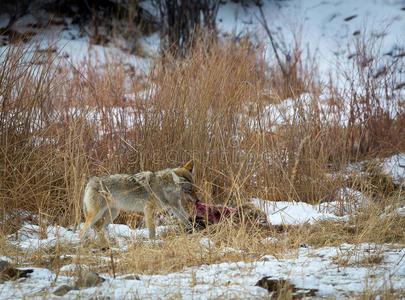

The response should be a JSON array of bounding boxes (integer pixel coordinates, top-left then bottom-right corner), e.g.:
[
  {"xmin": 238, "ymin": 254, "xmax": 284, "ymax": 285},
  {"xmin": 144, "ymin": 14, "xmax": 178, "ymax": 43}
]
[
  {"xmin": 2, "ymin": 152, "xmax": 404, "ymax": 299},
  {"xmin": 1, "ymin": 1, "xmax": 405, "ymax": 298},
  {"xmin": 2, "ymin": 224, "xmax": 405, "ymax": 299},
  {"xmin": 217, "ymin": 0, "xmax": 405, "ymax": 80},
  {"xmin": 252, "ymin": 198, "xmax": 344, "ymax": 225},
  {"xmin": 0, "ymin": 154, "xmax": 405, "ymax": 299},
  {"xmin": 256, "ymin": 92, "xmax": 355, "ymax": 129},
  {"xmin": 7, "ymin": 225, "xmax": 80, "ymax": 251},
  {"xmin": 0, "ymin": 15, "xmax": 156, "ymax": 78},
  {"xmin": 2, "ymin": 0, "xmax": 403, "ymax": 83},
  {"xmin": 381, "ymin": 153, "xmax": 405, "ymax": 185}
]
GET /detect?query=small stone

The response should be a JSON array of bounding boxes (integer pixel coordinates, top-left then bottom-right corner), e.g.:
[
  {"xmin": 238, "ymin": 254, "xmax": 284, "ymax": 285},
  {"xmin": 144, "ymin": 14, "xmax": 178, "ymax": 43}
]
[
  {"xmin": 121, "ymin": 274, "xmax": 140, "ymax": 280},
  {"xmin": 75, "ymin": 272, "xmax": 105, "ymax": 289},
  {"xmin": 0, "ymin": 261, "xmax": 11, "ymax": 272},
  {"xmin": 344, "ymin": 15, "xmax": 357, "ymax": 22},
  {"xmin": 255, "ymin": 276, "xmax": 318, "ymax": 297},
  {"xmin": 89, "ymin": 296, "xmax": 111, "ymax": 300},
  {"xmin": 0, "ymin": 260, "xmax": 33, "ymax": 282},
  {"xmin": 53, "ymin": 285, "xmax": 73, "ymax": 296}
]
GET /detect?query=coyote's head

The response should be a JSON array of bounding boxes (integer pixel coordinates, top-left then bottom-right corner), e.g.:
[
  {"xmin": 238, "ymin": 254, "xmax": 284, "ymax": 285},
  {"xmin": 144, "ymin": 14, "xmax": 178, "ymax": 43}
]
[{"xmin": 172, "ymin": 160, "xmax": 199, "ymax": 202}]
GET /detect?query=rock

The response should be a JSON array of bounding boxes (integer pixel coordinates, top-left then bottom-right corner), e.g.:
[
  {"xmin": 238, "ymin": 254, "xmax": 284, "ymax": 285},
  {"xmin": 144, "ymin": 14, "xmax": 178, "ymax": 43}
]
[
  {"xmin": 255, "ymin": 277, "xmax": 291, "ymax": 295},
  {"xmin": 0, "ymin": 261, "xmax": 11, "ymax": 273},
  {"xmin": 75, "ymin": 272, "xmax": 105, "ymax": 289},
  {"xmin": 0, "ymin": 260, "xmax": 34, "ymax": 283},
  {"xmin": 255, "ymin": 276, "xmax": 318, "ymax": 298},
  {"xmin": 344, "ymin": 15, "xmax": 357, "ymax": 22},
  {"xmin": 121, "ymin": 274, "xmax": 140, "ymax": 280},
  {"xmin": 53, "ymin": 284, "xmax": 73, "ymax": 296},
  {"xmin": 89, "ymin": 296, "xmax": 111, "ymax": 300}
]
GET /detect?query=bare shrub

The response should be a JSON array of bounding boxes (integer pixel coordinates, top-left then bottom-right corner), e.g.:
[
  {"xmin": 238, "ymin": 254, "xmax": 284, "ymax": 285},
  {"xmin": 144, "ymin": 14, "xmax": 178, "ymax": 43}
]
[
  {"xmin": 154, "ymin": 0, "xmax": 220, "ymax": 56},
  {"xmin": 340, "ymin": 29, "xmax": 405, "ymax": 156},
  {"xmin": 1, "ymin": 27, "xmax": 404, "ymax": 235}
]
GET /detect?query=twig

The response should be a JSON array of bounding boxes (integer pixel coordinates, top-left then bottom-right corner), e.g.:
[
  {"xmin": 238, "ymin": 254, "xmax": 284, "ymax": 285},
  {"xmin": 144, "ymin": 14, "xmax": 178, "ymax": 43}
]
[
  {"xmin": 110, "ymin": 248, "xmax": 116, "ymax": 279},
  {"xmin": 255, "ymin": 5, "xmax": 287, "ymax": 78}
]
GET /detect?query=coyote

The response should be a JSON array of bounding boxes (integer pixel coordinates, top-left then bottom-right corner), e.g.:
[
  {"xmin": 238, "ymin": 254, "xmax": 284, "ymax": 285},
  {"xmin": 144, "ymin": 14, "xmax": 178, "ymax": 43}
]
[{"xmin": 79, "ymin": 160, "xmax": 198, "ymax": 240}]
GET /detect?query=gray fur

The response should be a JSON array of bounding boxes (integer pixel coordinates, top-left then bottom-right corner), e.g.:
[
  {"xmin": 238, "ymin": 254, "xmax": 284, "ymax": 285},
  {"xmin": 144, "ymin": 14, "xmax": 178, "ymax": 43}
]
[{"xmin": 79, "ymin": 161, "xmax": 198, "ymax": 240}]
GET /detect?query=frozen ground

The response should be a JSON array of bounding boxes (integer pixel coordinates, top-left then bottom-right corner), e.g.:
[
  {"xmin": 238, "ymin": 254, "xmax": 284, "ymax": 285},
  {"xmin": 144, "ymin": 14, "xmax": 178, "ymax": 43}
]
[
  {"xmin": 1, "ymin": 0, "xmax": 404, "ymax": 80},
  {"xmin": 217, "ymin": 0, "xmax": 405, "ymax": 80},
  {"xmin": 1, "ymin": 239, "xmax": 405, "ymax": 299},
  {"xmin": 1, "ymin": 1, "xmax": 405, "ymax": 298},
  {"xmin": 2, "ymin": 153, "xmax": 404, "ymax": 299}
]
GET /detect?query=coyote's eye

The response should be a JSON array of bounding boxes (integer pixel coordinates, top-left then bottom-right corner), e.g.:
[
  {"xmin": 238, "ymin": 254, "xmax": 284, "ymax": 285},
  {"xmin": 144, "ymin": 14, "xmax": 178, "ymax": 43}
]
[{"xmin": 181, "ymin": 182, "xmax": 195, "ymax": 194}]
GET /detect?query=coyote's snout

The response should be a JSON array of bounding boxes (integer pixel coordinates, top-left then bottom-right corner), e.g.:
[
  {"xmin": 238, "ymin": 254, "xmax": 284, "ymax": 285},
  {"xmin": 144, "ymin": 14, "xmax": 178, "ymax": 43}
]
[{"xmin": 79, "ymin": 160, "xmax": 198, "ymax": 240}]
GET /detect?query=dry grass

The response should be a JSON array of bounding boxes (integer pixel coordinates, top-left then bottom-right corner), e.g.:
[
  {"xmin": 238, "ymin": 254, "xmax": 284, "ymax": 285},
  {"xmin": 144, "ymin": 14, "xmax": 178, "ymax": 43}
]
[{"xmin": 0, "ymin": 29, "xmax": 404, "ymax": 294}]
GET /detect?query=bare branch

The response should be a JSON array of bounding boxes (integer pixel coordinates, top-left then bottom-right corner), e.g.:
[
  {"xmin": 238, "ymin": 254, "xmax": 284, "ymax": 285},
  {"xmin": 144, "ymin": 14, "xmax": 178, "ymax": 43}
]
[{"xmin": 255, "ymin": 5, "xmax": 287, "ymax": 78}]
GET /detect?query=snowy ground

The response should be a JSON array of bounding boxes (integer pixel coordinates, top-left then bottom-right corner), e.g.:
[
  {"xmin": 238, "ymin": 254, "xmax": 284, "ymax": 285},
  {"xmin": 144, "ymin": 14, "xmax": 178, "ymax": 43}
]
[
  {"xmin": 1, "ymin": 1, "xmax": 405, "ymax": 299},
  {"xmin": 2, "ymin": 0, "xmax": 404, "ymax": 81},
  {"xmin": 1, "ymin": 239, "xmax": 405, "ymax": 299},
  {"xmin": 217, "ymin": 0, "xmax": 405, "ymax": 80},
  {"xmin": 1, "ymin": 154, "xmax": 404, "ymax": 299}
]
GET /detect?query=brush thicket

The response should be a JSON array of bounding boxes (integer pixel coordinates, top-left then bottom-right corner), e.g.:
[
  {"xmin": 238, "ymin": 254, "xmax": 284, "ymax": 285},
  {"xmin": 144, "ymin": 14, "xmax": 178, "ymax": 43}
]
[{"xmin": 0, "ymin": 32, "xmax": 404, "ymax": 248}]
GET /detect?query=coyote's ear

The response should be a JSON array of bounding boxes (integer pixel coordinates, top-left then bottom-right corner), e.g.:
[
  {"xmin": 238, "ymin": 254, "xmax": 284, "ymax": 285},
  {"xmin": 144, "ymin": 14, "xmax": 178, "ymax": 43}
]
[{"xmin": 183, "ymin": 160, "xmax": 194, "ymax": 172}]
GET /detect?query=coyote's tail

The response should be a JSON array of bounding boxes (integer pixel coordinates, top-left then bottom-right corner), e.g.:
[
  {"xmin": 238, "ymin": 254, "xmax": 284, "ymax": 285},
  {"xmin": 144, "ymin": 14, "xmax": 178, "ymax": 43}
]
[{"xmin": 82, "ymin": 177, "xmax": 98, "ymax": 218}]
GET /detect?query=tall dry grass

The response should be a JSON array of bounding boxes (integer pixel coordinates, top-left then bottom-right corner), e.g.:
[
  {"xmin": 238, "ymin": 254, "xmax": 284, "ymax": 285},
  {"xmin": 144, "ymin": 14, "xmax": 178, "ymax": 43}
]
[{"xmin": 0, "ymin": 31, "xmax": 404, "ymax": 239}]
